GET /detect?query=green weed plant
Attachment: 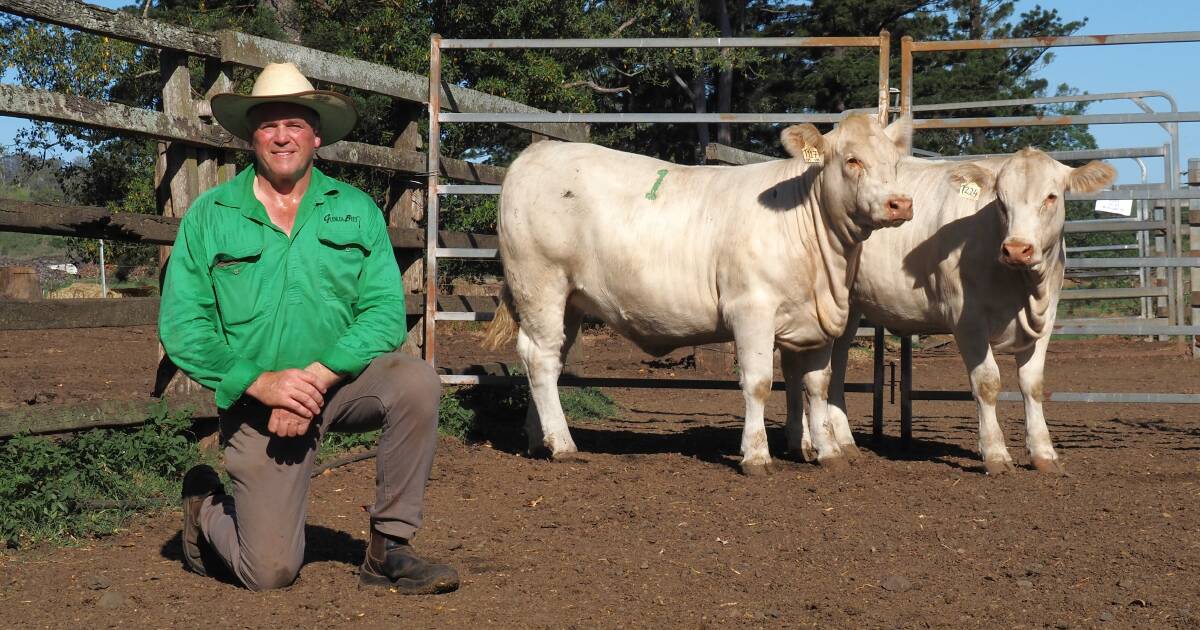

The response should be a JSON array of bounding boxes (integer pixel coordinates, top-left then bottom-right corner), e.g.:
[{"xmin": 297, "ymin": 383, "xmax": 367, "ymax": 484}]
[{"xmin": 0, "ymin": 405, "xmax": 205, "ymax": 548}]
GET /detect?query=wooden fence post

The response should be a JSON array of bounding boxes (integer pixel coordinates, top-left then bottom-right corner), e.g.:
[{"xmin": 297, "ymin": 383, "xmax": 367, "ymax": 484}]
[
  {"xmin": 154, "ymin": 51, "xmax": 203, "ymax": 398},
  {"xmin": 385, "ymin": 103, "xmax": 426, "ymax": 357}
]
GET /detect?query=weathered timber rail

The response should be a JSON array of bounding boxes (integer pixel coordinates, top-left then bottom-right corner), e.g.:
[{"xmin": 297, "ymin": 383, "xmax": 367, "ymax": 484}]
[
  {"xmin": 0, "ymin": 295, "xmax": 500, "ymax": 331},
  {"xmin": 0, "ymin": 198, "xmax": 498, "ymax": 251},
  {"xmin": 0, "ymin": 0, "xmax": 587, "ymax": 143},
  {"xmin": 0, "ymin": 84, "xmax": 504, "ymax": 184}
]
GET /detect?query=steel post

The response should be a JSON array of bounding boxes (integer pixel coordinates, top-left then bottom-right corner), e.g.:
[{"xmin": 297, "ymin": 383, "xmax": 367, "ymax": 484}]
[
  {"xmin": 899, "ymin": 36, "xmax": 913, "ymax": 119},
  {"xmin": 423, "ymin": 34, "xmax": 443, "ymax": 366},
  {"xmin": 873, "ymin": 326, "xmax": 885, "ymax": 440},
  {"xmin": 900, "ymin": 335, "xmax": 912, "ymax": 444},
  {"xmin": 1190, "ymin": 158, "xmax": 1200, "ymax": 357},
  {"xmin": 877, "ymin": 30, "xmax": 890, "ymax": 124}
]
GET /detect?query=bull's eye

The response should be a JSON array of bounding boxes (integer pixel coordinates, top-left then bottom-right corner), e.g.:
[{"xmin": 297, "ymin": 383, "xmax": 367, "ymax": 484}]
[
  {"xmin": 1044, "ymin": 193, "xmax": 1059, "ymax": 207},
  {"xmin": 846, "ymin": 157, "xmax": 863, "ymax": 171}
]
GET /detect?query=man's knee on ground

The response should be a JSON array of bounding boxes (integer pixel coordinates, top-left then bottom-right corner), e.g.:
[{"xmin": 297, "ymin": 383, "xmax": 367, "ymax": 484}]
[{"xmin": 240, "ymin": 557, "xmax": 302, "ymax": 592}]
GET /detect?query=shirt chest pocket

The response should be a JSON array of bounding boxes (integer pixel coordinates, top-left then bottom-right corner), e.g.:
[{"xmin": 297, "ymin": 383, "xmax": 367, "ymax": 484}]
[
  {"xmin": 317, "ymin": 222, "xmax": 371, "ymax": 301},
  {"xmin": 210, "ymin": 239, "xmax": 265, "ymax": 325}
]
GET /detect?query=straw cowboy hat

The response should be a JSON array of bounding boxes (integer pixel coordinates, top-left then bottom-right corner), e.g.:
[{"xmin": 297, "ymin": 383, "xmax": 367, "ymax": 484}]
[{"xmin": 211, "ymin": 62, "xmax": 358, "ymax": 144}]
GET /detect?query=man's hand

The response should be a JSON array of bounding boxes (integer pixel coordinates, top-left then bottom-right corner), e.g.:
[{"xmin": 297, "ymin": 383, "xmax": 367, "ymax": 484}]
[
  {"xmin": 245, "ymin": 369, "xmax": 327, "ymax": 418},
  {"xmin": 267, "ymin": 408, "xmax": 313, "ymax": 438}
]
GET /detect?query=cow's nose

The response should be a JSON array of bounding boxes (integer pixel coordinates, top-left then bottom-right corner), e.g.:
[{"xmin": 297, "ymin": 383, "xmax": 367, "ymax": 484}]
[
  {"xmin": 886, "ymin": 196, "xmax": 913, "ymax": 221},
  {"xmin": 1001, "ymin": 240, "xmax": 1036, "ymax": 265}
]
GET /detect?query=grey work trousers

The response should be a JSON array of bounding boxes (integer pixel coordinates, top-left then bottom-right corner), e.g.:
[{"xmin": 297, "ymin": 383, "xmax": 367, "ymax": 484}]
[{"xmin": 199, "ymin": 352, "xmax": 441, "ymax": 591}]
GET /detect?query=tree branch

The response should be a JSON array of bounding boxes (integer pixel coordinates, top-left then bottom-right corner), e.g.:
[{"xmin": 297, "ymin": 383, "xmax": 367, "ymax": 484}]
[
  {"xmin": 613, "ymin": 17, "xmax": 636, "ymax": 36},
  {"xmin": 562, "ymin": 80, "xmax": 629, "ymax": 94}
]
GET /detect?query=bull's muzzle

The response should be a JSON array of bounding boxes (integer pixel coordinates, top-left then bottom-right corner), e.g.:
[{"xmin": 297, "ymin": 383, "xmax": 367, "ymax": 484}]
[
  {"xmin": 1000, "ymin": 239, "xmax": 1037, "ymax": 267},
  {"xmin": 886, "ymin": 196, "xmax": 913, "ymax": 222}
]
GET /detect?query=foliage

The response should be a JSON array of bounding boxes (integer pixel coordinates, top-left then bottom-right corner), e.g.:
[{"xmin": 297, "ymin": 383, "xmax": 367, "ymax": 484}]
[
  {"xmin": 437, "ymin": 389, "xmax": 477, "ymax": 440},
  {"xmin": 317, "ymin": 427, "xmax": 381, "ymax": 461},
  {"xmin": 0, "ymin": 0, "xmax": 1099, "ymax": 243},
  {"xmin": 0, "ymin": 405, "xmax": 205, "ymax": 548},
  {"xmin": 434, "ymin": 381, "xmax": 619, "ymax": 441}
]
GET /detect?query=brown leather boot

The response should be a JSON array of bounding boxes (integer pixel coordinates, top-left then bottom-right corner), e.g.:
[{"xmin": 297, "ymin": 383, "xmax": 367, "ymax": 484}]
[
  {"xmin": 181, "ymin": 464, "xmax": 223, "ymax": 577},
  {"xmin": 359, "ymin": 528, "xmax": 460, "ymax": 594}
]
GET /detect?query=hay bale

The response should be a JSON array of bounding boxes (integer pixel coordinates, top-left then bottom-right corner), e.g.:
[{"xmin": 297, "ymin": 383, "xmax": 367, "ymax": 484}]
[{"xmin": 47, "ymin": 282, "xmax": 124, "ymax": 299}]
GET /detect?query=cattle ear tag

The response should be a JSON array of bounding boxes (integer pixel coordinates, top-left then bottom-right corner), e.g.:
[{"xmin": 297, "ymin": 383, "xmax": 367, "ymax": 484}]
[
  {"xmin": 801, "ymin": 146, "xmax": 822, "ymax": 163},
  {"xmin": 959, "ymin": 181, "xmax": 981, "ymax": 200}
]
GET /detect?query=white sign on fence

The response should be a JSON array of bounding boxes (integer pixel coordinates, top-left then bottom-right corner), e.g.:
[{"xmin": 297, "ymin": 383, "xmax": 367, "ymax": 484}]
[{"xmin": 1094, "ymin": 199, "xmax": 1134, "ymax": 216}]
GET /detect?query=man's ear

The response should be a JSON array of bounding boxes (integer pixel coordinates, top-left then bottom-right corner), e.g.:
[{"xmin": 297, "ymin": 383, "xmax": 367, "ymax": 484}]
[{"xmin": 781, "ymin": 124, "xmax": 828, "ymax": 160}]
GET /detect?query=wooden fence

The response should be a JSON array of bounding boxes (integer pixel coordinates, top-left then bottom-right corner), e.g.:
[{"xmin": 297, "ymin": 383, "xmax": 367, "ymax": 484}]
[{"xmin": 0, "ymin": 0, "xmax": 585, "ymax": 435}]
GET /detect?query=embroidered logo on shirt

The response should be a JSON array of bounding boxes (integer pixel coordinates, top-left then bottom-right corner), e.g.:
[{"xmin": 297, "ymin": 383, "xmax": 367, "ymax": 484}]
[{"xmin": 323, "ymin": 214, "xmax": 360, "ymax": 224}]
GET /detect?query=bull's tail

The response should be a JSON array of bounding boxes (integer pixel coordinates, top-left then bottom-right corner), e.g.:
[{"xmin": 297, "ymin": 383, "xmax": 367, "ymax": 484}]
[{"xmin": 483, "ymin": 284, "xmax": 519, "ymax": 350}]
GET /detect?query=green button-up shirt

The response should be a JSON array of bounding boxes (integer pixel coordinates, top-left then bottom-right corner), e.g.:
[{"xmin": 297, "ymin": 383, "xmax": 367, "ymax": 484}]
[{"xmin": 158, "ymin": 165, "xmax": 406, "ymax": 409}]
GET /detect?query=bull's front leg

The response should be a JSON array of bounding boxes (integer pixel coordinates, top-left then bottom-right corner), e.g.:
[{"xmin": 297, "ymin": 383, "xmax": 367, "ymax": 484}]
[
  {"xmin": 728, "ymin": 307, "xmax": 778, "ymax": 476},
  {"xmin": 1016, "ymin": 333, "xmax": 1064, "ymax": 474},
  {"xmin": 954, "ymin": 327, "xmax": 1014, "ymax": 475}
]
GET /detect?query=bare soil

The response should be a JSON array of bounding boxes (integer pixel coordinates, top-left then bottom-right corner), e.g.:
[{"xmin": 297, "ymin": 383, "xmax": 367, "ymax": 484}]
[{"xmin": 2, "ymin": 325, "xmax": 1199, "ymax": 628}]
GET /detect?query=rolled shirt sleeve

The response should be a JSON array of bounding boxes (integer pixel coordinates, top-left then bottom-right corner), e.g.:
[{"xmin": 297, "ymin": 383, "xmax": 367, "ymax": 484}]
[{"xmin": 158, "ymin": 206, "xmax": 266, "ymax": 409}]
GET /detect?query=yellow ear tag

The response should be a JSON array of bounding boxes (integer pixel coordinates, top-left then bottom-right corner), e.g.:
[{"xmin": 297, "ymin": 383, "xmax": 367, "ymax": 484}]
[
  {"xmin": 959, "ymin": 181, "xmax": 981, "ymax": 200},
  {"xmin": 802, "ymin": 146, "xmax": 822, "ymax": 163}
]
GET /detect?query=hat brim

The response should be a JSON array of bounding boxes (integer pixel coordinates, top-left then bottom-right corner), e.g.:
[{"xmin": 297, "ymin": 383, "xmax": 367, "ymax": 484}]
[{"xmin": 210, "ymin": 90, "xmax": 358, "ymax": 144}]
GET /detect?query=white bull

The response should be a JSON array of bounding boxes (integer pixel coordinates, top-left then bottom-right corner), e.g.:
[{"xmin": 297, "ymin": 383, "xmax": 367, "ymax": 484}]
[
  {"xmin": 790, "ymin": 148, "xmax": 1116, "ymax": 474},
  {"xmin": 485, "ymin": 114, "xmax": 917, "ymax": 474}
]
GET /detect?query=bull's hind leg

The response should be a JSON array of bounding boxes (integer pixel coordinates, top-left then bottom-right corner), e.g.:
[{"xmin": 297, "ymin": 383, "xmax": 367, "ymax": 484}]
[
  {"xmin": 795, "ymin": 345, "xmax": 847, "ymax": 470},
  {"xmin": 782, "ymin": 350, "xmax": 815, "ymax": 462},
  {"xmin": 955, "ymin": 328, "xmax": 1015, "ymax": 475},
  {"xmin": 826, "ymin": 318, "xmax": 860, "ymax": 460},
  {"xmin": 512, "ymin": 281, "xmax": 577, "ymax": 459},
  {"xmin": 1017, "ymin": 334, "xmax": 1063, "ymax": 474}
]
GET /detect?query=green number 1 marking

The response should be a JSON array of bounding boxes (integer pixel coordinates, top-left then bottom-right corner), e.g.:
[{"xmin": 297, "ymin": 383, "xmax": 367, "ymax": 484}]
[{"xmin": 645, "ymin": 169, "xmax": 669, "ymax": 200}]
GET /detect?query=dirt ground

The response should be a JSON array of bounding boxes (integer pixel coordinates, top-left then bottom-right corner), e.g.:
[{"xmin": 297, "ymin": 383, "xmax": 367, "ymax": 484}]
[{"xmin": 2, "ymin": 325, "xmax": 1199, "ymax": 628}]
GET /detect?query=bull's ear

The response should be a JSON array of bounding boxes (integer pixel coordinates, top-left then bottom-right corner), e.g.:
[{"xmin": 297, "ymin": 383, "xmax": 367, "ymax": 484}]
[
  {"xmin": 883, "ymin": 115, "xmax": 913, "ymax": 153},
  {"xmin": 1067, "ymin": 160, "xmax": 1117, "ymax": 193},
  {"xmin": 781, "ymin": 124, "xmax": 827, "ymax": 160},
  {"xmin": 949, "ymin": 162, "xmax": 995, "ymax": 195}
]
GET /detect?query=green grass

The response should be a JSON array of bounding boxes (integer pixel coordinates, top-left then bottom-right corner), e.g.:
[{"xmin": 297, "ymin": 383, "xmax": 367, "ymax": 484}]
[
  {"xmin": 0, "ymin": 232, "xmax": 70, "ymax": 259},
  {"xmin": 432, "ymin": 383, "xmax": 620, "ymax": 441},
  {"xmin": 0, "ymin": 404, "xmax": 208, "ymax": 549}
]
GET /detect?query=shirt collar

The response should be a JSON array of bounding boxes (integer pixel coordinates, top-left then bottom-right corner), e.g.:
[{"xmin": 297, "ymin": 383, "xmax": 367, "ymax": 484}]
[{"xmin": 213, "ymin": 164, "xmax": 340, "ymax": 219}]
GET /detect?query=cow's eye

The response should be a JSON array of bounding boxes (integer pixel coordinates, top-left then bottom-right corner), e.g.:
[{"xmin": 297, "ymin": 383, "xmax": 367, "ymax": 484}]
[
  {"xmin": 846, "ymin": 157, "xmax": 863, "ymax": 170},
  {"xmin": 1045, "ymin": 193, "xmax": 1058, "ymax": 206}
]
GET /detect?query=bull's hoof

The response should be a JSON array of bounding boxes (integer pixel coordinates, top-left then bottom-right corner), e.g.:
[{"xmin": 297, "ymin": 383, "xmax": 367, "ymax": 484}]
[
  {"xmin": 800, "ymin": 443, "xmax": 818, "ymax": 463},
  {"xmin": 839, "ymin": 443, "xmax": 862, "ymax": 462},
  {"xmin": 983, "ymin": 460, "xmax": 1017, "ymax": 476},
  {"xmin": 1031, "ymin": 457, "xmax": 1066, "ymax": 475},
  {"xmin": 817, "ymin": 455, "xmax": 849, "ymax": 472},
  {"xmin": 740, "ymin": 461, "xmax": 776, "ymax": 476},
  {"xmin": 526, "ymin": 445, "xmax": 553, "ymax": 460}
]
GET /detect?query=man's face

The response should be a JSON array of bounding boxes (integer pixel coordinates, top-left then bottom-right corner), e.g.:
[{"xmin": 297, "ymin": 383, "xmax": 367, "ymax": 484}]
[{"xmin": 249, "ymin": 102, "xmax": 321, "ymax": 184}]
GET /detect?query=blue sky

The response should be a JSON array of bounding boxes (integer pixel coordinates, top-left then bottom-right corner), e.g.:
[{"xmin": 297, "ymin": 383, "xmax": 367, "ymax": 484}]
[{"xmin": 2, "ymin": 0, "xmax": 1197, "ymax": 186}]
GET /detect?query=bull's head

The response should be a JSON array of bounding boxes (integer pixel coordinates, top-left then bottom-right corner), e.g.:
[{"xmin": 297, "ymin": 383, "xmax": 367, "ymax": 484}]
[
  {"xmin": 954, "ymin": 148, "xmax": 1116, "ymax": 271},
  {"xmin": 781, "ymin": 114, "xmax": 914, "ymax": 237}
]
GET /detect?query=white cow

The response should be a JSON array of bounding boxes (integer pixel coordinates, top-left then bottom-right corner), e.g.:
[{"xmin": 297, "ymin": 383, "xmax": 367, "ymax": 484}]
[
  {"xmin": 485, "ymin": 114, "xmax": 917, "ymax": 474},
  {"xmin": 789, "ymin": 148, "xmax": 1116, "ymax": 474}
]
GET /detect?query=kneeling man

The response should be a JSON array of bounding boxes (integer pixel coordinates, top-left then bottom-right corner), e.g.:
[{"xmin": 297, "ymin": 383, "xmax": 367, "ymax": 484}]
[{"xmin": 160, "ymin": 62, "xmax": 458, "ymax": 593}]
